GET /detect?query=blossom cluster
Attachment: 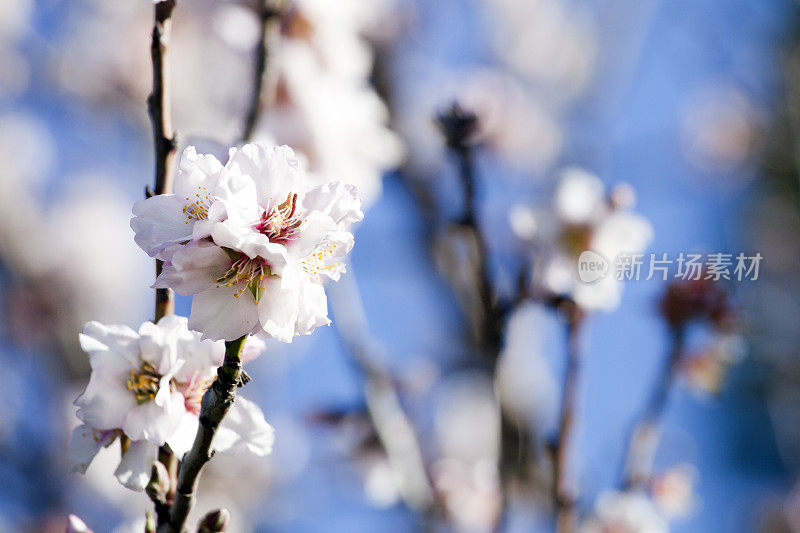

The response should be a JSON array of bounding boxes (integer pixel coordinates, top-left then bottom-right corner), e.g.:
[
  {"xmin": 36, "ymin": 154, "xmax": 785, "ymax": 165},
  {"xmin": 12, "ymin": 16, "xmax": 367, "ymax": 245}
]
[
  {"xmin": 69, "ymin": 139, "xmax": 363, "ymax": 499},
  {"xmin": 510, "ymin": 168, "xmax": 653, "ymax": 311},
  {"xmin": 132, "ymin": 142, "xmax": 363, "ymax": 341},
  {"xmin": 255, "ymin": 0, "xmax": 403, "ymax": 207},
  {"xmin": 68, "ymin": 315, "xmax": 273, "ymax": 491}
]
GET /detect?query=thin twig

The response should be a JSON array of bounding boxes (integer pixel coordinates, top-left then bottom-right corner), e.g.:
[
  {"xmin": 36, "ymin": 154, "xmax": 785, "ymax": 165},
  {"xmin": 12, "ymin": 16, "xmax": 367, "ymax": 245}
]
[
  {"xmin": 240, "ymin": 0, "xmax": 285, "ymax": 144},
  {"xmin": 329, "ymin": 271, "xmax": 437, "ymax": 516},
  {"xmin": 554, "ymin": 306, "xmax": 584, "ymax": 533},
  {"xmin": 146, "ymin": 1, "xmax": 178, "ymax": 524},
  {"xmin": 437, "ymin": 104, "xmax": 502, "ymax": 353},
  {"xmin": 621, "ymin": 327, "xmax": 685, "ymax": 490},
  {"xmin": 147, "ymin": 0, "xmax": 178, "ymax": 321},
  {"xmin": 437, "ymin": 104, "xmax": 523, "ymax": 528},
  {"xmin": 165, "ymin": 336, "xmax": 248, "ymax": 533}
]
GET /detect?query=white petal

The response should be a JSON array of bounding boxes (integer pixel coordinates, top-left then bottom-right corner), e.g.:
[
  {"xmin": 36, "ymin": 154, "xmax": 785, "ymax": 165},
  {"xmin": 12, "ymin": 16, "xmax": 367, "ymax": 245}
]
[
  {"xmin": 256, "ymin": 277, "xmax": 299, "ymax": 342},
  {"xmin": 131, "ymin": 194, "xmax": 193, "ymax": 261},
  {"xmin": 79, "ymin": 321, "xmax": 140, "ymax": 366},
  {"xmin": 294, "ymin": 277, "xmax": 330, "ymax": 336},
  {"xmin": 214, "ymin": 396, "xmax": 274, "ymax": 456},
  {"xmin": 67, "ymin": 425, "xmax": 117, "ymax": 474},
  {"xmin": 285, "ymin": 211, "xmax": 340, "ymax": 258},
  {"xmin": 301, "ymin": 181, "xmax": 364, "ymax": 227},
  {"xmin": 166, "ymin": 411, "xmax": 200, "ymax": 458},
  {"xmin": 114, "ymin": 440, "xmax": 158, "ymax": 491},
  {"xmin": 137, "ymin": 315, "xmax": 187, "ymax": 376},
  {"xmin": 210, "ymin": 219, "xmax": 289, "ymax": 269},
  {"xmin": 593, "ymin": 212, "xmax": 653, "ymax": 258},
  {"xmin": 121, "ymin": 391, "xmax": 185, "ymax": 444},
  {"xmin": 153, "ymin": 242, "xmax": 228, "ymax": 296},
  {"xmin": 74, "ymin": 368, "xmax": 137, "ymax": 431},
  {"xmin": 174, "ymin": 146, "xmax": 224, "ymax": 199},
  {"xmin": 554, "ymin": 168, "xmax": 605, "ymax": 224},
  {"xmin": 189, "ymin": 283, "xmax": 260, "ymax": 341},
  {"xmin": 226, "ymin": 143, "xmax": 301, "ymax": 205},
  {"xmin": 67, "ymin": 515, "xmax": 93, "ymax": 533}
]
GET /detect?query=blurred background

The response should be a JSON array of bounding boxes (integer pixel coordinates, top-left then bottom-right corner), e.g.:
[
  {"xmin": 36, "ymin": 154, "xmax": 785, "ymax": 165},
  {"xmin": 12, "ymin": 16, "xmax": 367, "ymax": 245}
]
[{"xmin": 1, "ymin": 0, "xmax": 799, "ymax": 531}]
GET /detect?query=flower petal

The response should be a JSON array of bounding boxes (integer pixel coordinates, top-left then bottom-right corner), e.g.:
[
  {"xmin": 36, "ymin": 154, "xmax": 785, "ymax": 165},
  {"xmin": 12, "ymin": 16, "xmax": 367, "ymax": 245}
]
[
  {"xmin": 189, "ymin": 283, "xmax": 260, "ymax": 341},
  {"xmin": 114, "ymin": 440, "xmax": 158, "ymax": 491},
  {"xmin": 67, "ymin": 425, "xmax": 117, "ymax": 474}
]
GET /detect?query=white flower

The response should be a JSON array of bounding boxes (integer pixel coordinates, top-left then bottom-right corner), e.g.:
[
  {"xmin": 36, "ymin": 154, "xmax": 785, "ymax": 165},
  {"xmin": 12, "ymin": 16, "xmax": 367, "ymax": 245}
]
[
  {"xmin": 133, "ymin": 142, "xmax": 363, "ymax": 341},
  {"xmin": 75, "ymin": 319, "xmax": 186, "ymax": 444},
  {"xmin": 581, "ymin": 490, "xmax": 668, "ymax": 533},
  {"xmin": 131, "ymin": 147, "xmax": 232, "ymax": 261},
  {"xmin": 69, "ymin": 315, "xmax": 272, "ymax": 490},
  {"xmin": 511, "ymin": 168, "xmax": 653, "ymax": 311},
  {"xmin": 257, "ymin": 41, "xmax": 403, "ymax": 208}
]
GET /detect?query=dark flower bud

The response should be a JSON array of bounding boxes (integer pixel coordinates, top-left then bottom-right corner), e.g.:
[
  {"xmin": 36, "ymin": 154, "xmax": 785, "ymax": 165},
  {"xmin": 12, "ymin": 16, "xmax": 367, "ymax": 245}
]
[
  {"xmin": 198, "ymin": 508, "xmax": 231, "ymax": 533},
  {"xmin": 659, "ymin": 278, "xmax": 739, "ymax": 332},
  {"xmin": 436, "ymin": 102, "xmax": 480, "ymax": 150}
]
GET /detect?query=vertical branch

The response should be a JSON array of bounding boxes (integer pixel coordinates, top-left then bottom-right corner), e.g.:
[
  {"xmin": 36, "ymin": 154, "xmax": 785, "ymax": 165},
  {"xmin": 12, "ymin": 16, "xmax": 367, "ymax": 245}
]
[
  {"xmin": 622, "ymin": 327, "xmax": 685, "ymax": 489},
  {"xmin": 437, "ymin": 103, "xmax": 525, "ymax": 525},
  {"xmin": 554, "ymin": 306, "xmax": 584, "ymax": 533},
  {"xmin": 147, "ymin": 0, "xmax": 178, "ymax": 321},
  {"xmin": 146, "ymin": 1, "xmax": 178, "ymax": 525},
  {"xmin": 436, "ymin": 103, "xmax": 501, "ymax": 352},
  {"xmin": 240, "ymin": 0, "xmax": 286, "ymax": 144},
  {"xmin": 167, "ymin": 336, "xmax": 248, "ymax": 532}
]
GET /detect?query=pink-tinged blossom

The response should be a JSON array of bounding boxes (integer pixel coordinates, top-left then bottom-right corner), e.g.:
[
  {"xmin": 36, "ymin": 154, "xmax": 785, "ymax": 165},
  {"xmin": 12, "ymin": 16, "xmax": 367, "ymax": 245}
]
[
  {"xmin": 132, "ymin": 142, "xmax": 363, "ymax": 341},
  {"xmin": 69, "ymin": 315, "xmax": 272, "ymax": 491}
]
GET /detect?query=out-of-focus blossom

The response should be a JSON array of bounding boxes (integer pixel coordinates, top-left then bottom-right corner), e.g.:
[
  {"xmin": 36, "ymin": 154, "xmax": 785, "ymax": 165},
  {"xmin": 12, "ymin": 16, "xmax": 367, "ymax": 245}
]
[
  {"xmin": 482, "ymin": 0, "xmax": 597, "ymax": 101},
  {"xmin": 54, "ymin": 0, "xmax": 252, "ymax": 140},
  {"xmin": 432, "ymin": 457, "xmax": 501, "ymax": 532},
  {"xmin": 67, "ymin": 514, "xmax": 94, "ymax": 533},
  {"xmin": 69, "ymin": 315, "xmax": 271, "ymax": 490},
  {"xmin": 136, "ymin": 143, "xmax": 363, "ymax": 341},
  {"xmin": 254, "ymin": 0, "xmax": 404, "ymax": 208},
  {"xmin": 651, "ymin": 464, "xmax": 699, "ymax": 519},
  {"xmin": 581, "ymin": 490, "xmax": 668, "ymax": 533},
  {"xmin": 495, "ymin": 303, "xmax": 558, "ymax": 428},
  {"xmin": 432, "ymin": 373, "xmax": 502, "ymax": 531},
  {"xmin": 680, "ymin": 333, "xmax": 746, "ymax": 395},
  {"xmin": 458, "ymin": 71, "xmax": 563, "ymax": 171},
  {"xmin": 0, "ymin": 114, "xmax": 152, "ymax": 370},
  {"xmin": 511, "ymin": 168, "xmax": 653, "ymax": 311},
  {"xmin": 681, "ymin": 85, "xmax": 763, "ymax": 182}
]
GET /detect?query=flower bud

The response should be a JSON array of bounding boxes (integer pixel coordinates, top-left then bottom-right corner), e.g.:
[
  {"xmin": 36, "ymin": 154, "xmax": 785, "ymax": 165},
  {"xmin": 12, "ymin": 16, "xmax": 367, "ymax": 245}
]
[
  {"xmin": 198, "ymin": 508, "xmax": 231, "ymax": 533},
  {"xmin": 436, "ymin": 102, "xmax": 480, "ymax": 149},
  {"xmin": 145, "ymin": 460, "xmax": 170, "ymax": 502},
  {"xmin": 144, "ymin": 511, "xmax": 156, "ymax": 533}
]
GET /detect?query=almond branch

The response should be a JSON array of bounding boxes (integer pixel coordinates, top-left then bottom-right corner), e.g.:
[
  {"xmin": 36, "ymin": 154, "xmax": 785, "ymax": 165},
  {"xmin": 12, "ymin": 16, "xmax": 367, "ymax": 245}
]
[
  {"xmin": 165, "ymin": 336, "xmax": 248, "ymax": 533},
  {"xmin": 147, "ymin": 0, "xmax": 178, "ymax": 322},
  {"xmin": 146, "ymin": 0, "xmax": 179, "ymax": 524}
]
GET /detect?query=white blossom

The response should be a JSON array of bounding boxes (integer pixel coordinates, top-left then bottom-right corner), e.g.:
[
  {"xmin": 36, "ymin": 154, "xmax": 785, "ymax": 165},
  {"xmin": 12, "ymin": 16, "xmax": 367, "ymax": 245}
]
[
  {"xmin": 254, "ymin": 0, "xmax": 404, "ymax": 208},
  {"xmin": 581, "ymin": 490, "xmax": 668, "ymax": 533},
  {"xmin": 511, "ymin": 168, "xmax": 653, "ymax": 311},
  {"xmin": 69, "ymin": 315, "xmax": 272, "ymax": 490},
  {"xmin": 133, "ymin": 142, "xmax": 363, "ymax": 341}
]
